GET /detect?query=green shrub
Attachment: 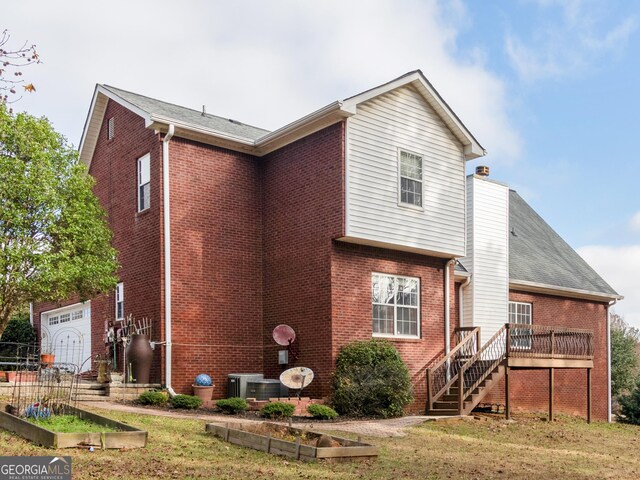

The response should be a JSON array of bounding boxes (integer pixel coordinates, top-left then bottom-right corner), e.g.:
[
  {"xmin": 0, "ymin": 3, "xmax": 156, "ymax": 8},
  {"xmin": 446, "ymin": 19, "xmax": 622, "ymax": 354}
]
[
  {"xmin": 170, "ymin": 394, "xmax": 203, "ymax": 410},
  {"xmin": 332, "ymin": 339, "xmax": 413, "ymax": 418},
  {"xmin": 306, "ymin": 404, "xmax": 338, "ymax": 420},
  {"xmin": 139, "ymin": 391, "xmax": 167, "ymax": 406},
  {"xmin": 260, "ymin": 401, "xmax": 295, "ymax": 419},
  {"xmin": 216, "ymin": 397, "xmax": 248, "ymax": 414},
  {"xmin": 0, "ymin": 315, "xmax": 37, "ymax": 370},
  {"xmin": 618, "ymin": 379, "xmax": 640, "ymax": 424}
]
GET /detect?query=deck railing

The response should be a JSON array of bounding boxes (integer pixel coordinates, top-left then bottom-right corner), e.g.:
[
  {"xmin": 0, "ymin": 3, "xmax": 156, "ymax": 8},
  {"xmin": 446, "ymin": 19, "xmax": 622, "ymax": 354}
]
[{"xmin": 506, "ymin": 323, "xmax": 594, "ymax": 359}]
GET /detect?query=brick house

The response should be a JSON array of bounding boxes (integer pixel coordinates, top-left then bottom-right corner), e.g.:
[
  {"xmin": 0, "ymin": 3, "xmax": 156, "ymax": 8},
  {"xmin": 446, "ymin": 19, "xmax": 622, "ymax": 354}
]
[{"xmin": 32, "ymin": 70, "xmax": 621, "ymax": 419}]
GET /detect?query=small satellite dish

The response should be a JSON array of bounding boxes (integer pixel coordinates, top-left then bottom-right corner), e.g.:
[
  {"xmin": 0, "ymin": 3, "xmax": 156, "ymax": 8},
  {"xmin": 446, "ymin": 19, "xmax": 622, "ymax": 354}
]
[
  {"xmin": 273, "ymin": 324, "xmax": 296, "ymax": 346},
  {"xmin": 280, "ymin": 367, "xmax": 314, "ymax": 399}
]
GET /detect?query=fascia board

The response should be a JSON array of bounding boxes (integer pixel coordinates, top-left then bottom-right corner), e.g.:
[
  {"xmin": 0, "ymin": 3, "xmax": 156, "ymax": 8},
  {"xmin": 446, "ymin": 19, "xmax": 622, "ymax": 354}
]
[{"xmin": 509, "ymin": 279, "xmax": 624, "ymax": 302}]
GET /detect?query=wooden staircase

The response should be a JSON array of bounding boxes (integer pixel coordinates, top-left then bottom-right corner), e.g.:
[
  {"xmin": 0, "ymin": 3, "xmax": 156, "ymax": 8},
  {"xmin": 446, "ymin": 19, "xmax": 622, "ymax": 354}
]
[
  {"xmin": 426, "ymin": 326, "xmax": 508, "ymax": 417},
  {"xmin": 428, "ymin": 364, "xmax": 505, "ymax": 415}
]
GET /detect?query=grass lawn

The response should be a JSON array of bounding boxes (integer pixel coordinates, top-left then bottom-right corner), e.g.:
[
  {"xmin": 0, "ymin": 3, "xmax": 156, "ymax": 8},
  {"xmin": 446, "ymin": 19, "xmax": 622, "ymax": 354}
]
[
  {"xmin": 27, "ymin": 414, "xmax": 121, "ymax": 433},
  {"xmin": 1, "ymin": 408, "xmax": 638, "ymax": 479}
]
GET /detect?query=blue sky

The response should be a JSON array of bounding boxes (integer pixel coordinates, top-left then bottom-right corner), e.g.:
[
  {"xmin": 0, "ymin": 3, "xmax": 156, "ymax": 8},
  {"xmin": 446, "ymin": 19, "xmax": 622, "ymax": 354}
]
[{"xmin": 4, "ymin": 0, "xmax": 639, "ymax": 327}]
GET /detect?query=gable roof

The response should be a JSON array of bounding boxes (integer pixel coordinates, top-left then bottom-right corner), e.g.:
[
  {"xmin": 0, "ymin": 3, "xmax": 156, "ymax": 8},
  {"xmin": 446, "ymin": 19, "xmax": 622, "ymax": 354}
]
[
  {"xmin": 509, "ymin": 190, "xmax": 620, "ymax": 301},
  {"xmin": 79, "ymin": 70, "xmax": 485, "ymax": 167}
]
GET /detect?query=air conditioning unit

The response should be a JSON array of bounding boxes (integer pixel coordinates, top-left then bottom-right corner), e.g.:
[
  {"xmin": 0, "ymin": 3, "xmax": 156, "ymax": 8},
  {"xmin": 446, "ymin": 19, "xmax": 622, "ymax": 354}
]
[
  {"xmin": 246, "ymin": 379, "xmax": 288, "ymax": 401},
  {"xmin": 227, "ymin": 373, "xmax": 264, "ymax": 398}
]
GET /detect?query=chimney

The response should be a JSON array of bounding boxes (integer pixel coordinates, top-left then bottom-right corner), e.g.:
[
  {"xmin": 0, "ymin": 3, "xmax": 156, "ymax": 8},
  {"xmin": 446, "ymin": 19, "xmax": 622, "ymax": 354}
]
[{"xmin": 476, "ymin": 165, "xmax": 490, "ymax": 177}]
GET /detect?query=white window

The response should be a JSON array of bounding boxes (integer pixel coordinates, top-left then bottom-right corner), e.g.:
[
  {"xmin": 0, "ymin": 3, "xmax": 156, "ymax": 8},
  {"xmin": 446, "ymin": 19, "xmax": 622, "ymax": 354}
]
[
  {"xmin": 108, "ymin": 117, "xmax": 115, "ymax": 140},
  {"xmin": 509, "ymin": 301, "xmax": 532, "ymax": 349},
  {"xmin": 115, "ymin": 282, "xmax": 124, "ymax": 321},
  {"xmin": 372, "ymin": 273, "xmax": 420, "ymax": 338},
  {"xmin": 398, "ymin": 150, "xmax": 423, "ymax": 208},
  {"xmin": 72, "ymin": 309, "xmax": 83, "ymax": 321},
  {"xmin": 48, "ymin": 315, "xmax": 59, "ymax": 326},
  {"xmin": 59, "ymin": 313, "xmax": 71, "ymax": 324},
  {"xmin": 137, "ymin": 153, "xmax": 150, "ymax": 212}
]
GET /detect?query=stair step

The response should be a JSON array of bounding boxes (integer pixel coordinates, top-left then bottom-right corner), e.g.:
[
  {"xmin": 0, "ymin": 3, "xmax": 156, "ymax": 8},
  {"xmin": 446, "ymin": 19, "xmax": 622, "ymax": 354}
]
[
  {"xmin": 427, "ymin": 409, "xmax": 461, "ymax": 416},
  {"xmin": 433, "ymin": 401, "xmax": 472, "ymax": 410},
  {"xmin": 72, "ymin": 395, "xmax": 107, "ymax": 402}
]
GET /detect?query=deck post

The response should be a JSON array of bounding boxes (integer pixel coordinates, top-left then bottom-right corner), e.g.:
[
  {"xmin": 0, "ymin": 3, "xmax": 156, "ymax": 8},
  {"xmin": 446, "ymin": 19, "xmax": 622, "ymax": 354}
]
[
  {"xmin": 549, "ymin": 368, "xmax": 554, "ymax": 422},
  {"xmin": 505, "ymin": 366, "xmax": 510, "ymax": 420},
  {"xmin": 458, "ymin": 368, "xmax": 464, "ymax": 414},
  {"xmin": 587, "ymin": 368, "xmax": 592, "ymax": 424},
  {"xmin": 426, "ymin": 369, "xmax": 432, "ymax": 413}
]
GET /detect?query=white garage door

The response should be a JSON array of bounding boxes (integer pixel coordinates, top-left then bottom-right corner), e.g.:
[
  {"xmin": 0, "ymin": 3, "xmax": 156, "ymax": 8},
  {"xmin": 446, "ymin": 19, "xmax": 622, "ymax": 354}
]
[{"xmin": 41, "ymin": 302, "xmax": 91, "ymax": 372}]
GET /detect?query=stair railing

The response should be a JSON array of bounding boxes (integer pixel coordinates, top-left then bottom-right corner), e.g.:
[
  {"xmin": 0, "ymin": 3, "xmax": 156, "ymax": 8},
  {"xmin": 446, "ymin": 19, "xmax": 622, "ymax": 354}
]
[
  {"xmin": 426, "ymin": 327, "xmax": 480, "ymax": 412},
  {"xmin": 457, "ymin": 325, "xmax": 508, "ymax": 413}
]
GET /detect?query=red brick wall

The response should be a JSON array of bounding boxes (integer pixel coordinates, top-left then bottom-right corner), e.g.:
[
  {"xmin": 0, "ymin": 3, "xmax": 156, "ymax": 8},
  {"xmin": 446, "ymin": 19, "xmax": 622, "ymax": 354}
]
[
  {"xmin": 33, "ymin": 100, "xmax": 163, "ymax": 377},
  {"xmin": 167, "ymin": 138, "xmax": 263, "ymax": 396},
  {"xmin": 330, "ymin": 243, "xmax": 457, "ymax": 412},
  {"xmin": 482, "ymin": 290, "xmax": 609, "ymax": 420},
  {"xmin": 262, "ymin": 123, "xmax": 345, "ymax": 398}
]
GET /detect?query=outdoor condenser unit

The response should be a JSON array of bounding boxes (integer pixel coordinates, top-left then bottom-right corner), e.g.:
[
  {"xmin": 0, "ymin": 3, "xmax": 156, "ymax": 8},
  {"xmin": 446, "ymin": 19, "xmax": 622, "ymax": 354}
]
[
  {"xmin": 246, "ymin": 379, "xmax": 288, "ymax": 401},
  {"xmin": 227, "ymin": 373, "xmax": 264, "ymax": 398}
]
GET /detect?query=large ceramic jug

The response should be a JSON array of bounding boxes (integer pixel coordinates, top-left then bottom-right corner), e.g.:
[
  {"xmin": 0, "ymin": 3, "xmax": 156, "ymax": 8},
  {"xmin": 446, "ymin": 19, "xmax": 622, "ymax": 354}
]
[{"xmin": 126, "ymin": 334, "xmax": 153, "ymax": 384}]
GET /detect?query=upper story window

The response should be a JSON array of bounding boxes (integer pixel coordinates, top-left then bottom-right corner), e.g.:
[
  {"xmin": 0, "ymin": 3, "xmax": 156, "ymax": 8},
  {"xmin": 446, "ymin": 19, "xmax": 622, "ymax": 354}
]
[
  {"xmin": 137, "ymin": 153, "xmax": 150, "ymax": 212},
  {"xmin": 509, "ymin": 301, "xmax": 532, "ymax": 349},
  {"xmin": 372, "ymin": 273, "xmax": 420, "ymax": 338},
  {"xmin": 398, "ymin": 150, "xmax": 423, "ymax": 208},
  {"xmin": 115, "ymin": 282, "xmax": 124, "ymax": 321},
  {"xmin": 107, "ymin": 117, "xmax": 115, "ymax": 140}
]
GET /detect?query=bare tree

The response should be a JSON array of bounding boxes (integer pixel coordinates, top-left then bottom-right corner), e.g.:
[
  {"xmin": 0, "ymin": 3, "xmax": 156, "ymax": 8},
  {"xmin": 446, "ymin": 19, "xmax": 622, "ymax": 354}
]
[{"xmin": 0, "ymin": 29, "xmax": 40, "ymax": 105}]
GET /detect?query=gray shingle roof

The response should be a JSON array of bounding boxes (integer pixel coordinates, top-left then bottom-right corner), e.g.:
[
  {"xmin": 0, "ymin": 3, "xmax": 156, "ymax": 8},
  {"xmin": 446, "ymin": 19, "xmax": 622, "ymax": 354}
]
[
  {"xmin": 101, "ymin": 85, "xmax": 270, "ymax": 141},
  {"xmin": 509, "ymin": 190, "xmax": 618, "ymax": 296}
]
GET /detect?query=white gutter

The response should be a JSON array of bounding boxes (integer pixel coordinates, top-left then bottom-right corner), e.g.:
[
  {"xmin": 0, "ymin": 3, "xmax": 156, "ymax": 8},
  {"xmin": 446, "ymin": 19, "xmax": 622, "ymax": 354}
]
[
  {"xmin": 458, "ymin": 273, "xmax": 472, "ymax": 330},
  {"xmin": 29, "ymin": 302, "xmax": 33, "ymax": 326},
  {"xmin": 162, "ymin": 124, "xmax": 176, "ymax": 397},
  {"xmin": 509, "ymin": 279, "xmax": 623, "ymax": 303},
  {"xmin": 607, "ymin": 299, "xmax": 617, "ymax": 423},
  {"xmin": 444, "ymin": 259, "xmax": 456, "ymax": 355}
]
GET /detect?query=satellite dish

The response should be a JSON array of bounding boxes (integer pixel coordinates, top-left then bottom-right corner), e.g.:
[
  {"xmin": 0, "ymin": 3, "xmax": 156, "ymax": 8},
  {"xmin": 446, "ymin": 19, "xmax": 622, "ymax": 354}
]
[
  {"xmin": 273, "ymin": 324, "xmax": 296, "ymax": 346},
  {"xmin": 280, "ymin": 367, "xmax": 314, "ymax": 399}
]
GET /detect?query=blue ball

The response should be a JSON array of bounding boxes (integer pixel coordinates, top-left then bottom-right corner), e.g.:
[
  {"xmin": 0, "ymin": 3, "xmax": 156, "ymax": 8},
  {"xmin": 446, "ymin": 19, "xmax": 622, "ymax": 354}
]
[{"xmin": 195, "ymin": 373, "xmax": 212, "ymax": 386}]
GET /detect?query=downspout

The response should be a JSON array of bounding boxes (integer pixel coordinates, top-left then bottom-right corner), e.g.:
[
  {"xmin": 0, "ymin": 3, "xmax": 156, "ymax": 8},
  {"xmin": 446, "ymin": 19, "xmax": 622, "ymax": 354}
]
[
  {"xmin": 444, "ymin": 259, "xmax": 456, "ymax": 355},
  {"xmin": 29, "ymin": 302, "xmax": 33, "ymax": 326},
  {"xmin": 607, "ymin": 299, "xmax": 617, "ymax": 423},
  {"xmin": 458, "ymin": 274, "xmax": 471, "ymax": 331},
  {"xmin": 163, "ymin": 124, "xmax": 176, "ymax": 397}
]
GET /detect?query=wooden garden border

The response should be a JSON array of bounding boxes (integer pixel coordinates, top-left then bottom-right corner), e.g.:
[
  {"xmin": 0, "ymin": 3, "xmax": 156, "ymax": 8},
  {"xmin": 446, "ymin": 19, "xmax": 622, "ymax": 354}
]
[
  {"xmin": 205, "ymin": 422, "xmax": 378, "ymax": 461},
  {"xmin": 0, "ymin": 403, "xmax": 147, "ymax": 449}
]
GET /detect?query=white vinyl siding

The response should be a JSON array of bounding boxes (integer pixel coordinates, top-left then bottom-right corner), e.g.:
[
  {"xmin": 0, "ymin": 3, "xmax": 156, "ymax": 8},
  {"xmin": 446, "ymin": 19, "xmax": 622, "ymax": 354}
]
[
  {"xmin": 137, "ymin": 153, "xmax": 150, "ymax": 212},
  {"xmin": 509, "ymin": 301, "xmax": 532, "ymax": 349},
  {"xmin": 462, "ymin": 176, "xmax": 509, "ymax": 345},
  {"xmin": 115, "ymin": 282, "xmax": 124, "ymax": 320},
  {"xmin": 345, "ymin": 85, "xmax": 466, "ymax": 257},
  {"xmin": 372, "ymin": 273, "xmax": 420, "ymax": 338}
]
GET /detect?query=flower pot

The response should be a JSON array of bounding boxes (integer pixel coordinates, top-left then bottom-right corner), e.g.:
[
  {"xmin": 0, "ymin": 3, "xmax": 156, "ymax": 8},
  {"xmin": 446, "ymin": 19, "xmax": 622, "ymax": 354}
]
[
  {"xmin": 40, "ymin": 353, "xmax": 55, "ymax": 367},
  {"xmin": 7, "ymin": 371, "xmax": 37, "ymax": 383},
  {"xmin": 125, "ymin": 334, "xmax": 153, "ymax": 384},
  {"xmin": 192, "ymin": 385, "xmax": 214, "ymax": 402},
  {"xmin": 0, "ymin": 371, "xmax": 7, "ymax": 382}
]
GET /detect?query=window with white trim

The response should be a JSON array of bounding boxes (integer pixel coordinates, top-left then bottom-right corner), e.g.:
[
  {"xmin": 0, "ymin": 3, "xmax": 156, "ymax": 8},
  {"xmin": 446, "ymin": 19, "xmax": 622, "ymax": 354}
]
[
  {"xmin": 372, "ymin": 273, "xmax": 420, "ymax": 338},
  {"xmin": 115, "ymin": 282, "xmax": 124, "ymax": 321},
  {"xmin": 509, "ymin": 301, "xmax": 532, "ymax": 349},
  {"xmin": 107, "ymin": 117, "xmax": 115, "ymax": 140},
  {"xmin": 137, "ymin": 153, "xmax": 150, "ymax": 212},
  {"xmin": 48, "ymin": 315, "xmax": 59, "ymax": 326},
  {"xmin": 398, "ymin": 150, "xmax": 423, "ymax": 208}
]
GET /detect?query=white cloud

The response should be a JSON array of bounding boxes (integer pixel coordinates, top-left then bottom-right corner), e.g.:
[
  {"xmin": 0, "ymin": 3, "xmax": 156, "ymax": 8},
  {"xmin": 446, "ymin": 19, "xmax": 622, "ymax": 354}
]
[
  {"xmin": 506, "ymin": 0, "xmax": 637, "ymax": 81},
  {"xmin": 4, "ymin": 0, "xmax": 521, "ymax": 163},
  {"xmin": 577, "ymin": 245, "xmax": 640, "ymax": 330},
  {"xmin": 629, "ymin": 212, "xmax": 640, "ymax": 232}
]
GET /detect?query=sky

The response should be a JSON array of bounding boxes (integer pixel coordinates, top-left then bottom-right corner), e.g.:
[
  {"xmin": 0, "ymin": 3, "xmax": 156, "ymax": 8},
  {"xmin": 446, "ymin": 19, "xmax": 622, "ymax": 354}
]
[{"xmin": 4, "ymin": 0, "xmax": 639, "ymax": 327}]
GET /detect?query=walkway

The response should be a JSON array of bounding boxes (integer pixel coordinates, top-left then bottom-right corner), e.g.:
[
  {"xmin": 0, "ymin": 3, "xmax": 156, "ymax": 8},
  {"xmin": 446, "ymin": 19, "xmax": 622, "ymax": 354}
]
[{"xmin": 81, "ymin": 401, "xmax": 465, "ymax": 438}]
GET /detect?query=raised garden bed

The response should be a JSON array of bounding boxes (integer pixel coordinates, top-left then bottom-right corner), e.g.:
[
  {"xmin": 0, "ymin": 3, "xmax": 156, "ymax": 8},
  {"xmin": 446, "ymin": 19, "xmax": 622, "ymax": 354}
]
[
  {"xmin": 0, "ymin": 403, "xmax": 147, "ymax": 449},
  {"xmin": 205, "ymin": 422, "xmax": 378, "ymax": 461}
]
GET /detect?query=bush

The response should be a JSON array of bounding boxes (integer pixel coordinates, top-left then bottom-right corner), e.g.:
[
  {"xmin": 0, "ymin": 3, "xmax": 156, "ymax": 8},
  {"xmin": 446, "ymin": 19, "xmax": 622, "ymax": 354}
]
[
  {"xmin": 139, "ymin": 391, "xmax": 168, "ymax": 406},
  {"xmin": 307, "ymin": 404, "xmax": 338, "ymax": 420},
  {"xmin": 170, "ymin": 394, "xmax": 203, "ymax": 410},
  {"xmin": 216, "ymin": 397, "xmax": 248, "ymax": 414},
  {"xmin": 0, "ymin": 315, "xmax": 36, "ymax": 370},
  {"xmin": 618, "ymin": 379, "xmax": 640, "ymax": 424},
  {"xmin": 260, "ymin": 401, "xmax": 295, "ymax": 419},
  {"xmin": 332, "ymin": 339, "xmax": 413, "ymax": 418}
]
